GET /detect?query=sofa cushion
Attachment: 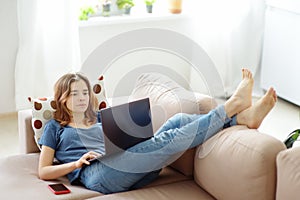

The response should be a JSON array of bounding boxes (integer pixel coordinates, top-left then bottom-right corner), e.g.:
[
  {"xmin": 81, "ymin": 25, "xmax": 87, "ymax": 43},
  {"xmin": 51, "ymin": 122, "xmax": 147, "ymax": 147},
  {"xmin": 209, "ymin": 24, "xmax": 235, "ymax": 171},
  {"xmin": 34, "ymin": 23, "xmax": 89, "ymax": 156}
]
[
  {"xmin": 168, "ymin": 147, "xmax": 196, "ymax": 176},
  {"xmin": 0, "ymin": 153, "xmax": 101, "ymax": 200},
  {"xmin": 88, "ymin": 180, "xmax": 215, "ymax": 200},
  {"xmin": 194, "ymin": 125, "xmax": 286, "ymax": 200},
  {"xmin": 28, "ymin": 75, "xmax": 108, "ymax": 150},
  {"xmin": 0, "ymin": 152, "xmax": 191, "ymax": 200},
  {"xmin": 276, "ymin": 146, "xmax": 300, "ymax": 200},
  {"xmin": 130, "ymin": 72, "xmax": 217, "ymax": 176},
  {"xmin": 144, "ymin": 167, "xmax": 191, "ymax": 188}
]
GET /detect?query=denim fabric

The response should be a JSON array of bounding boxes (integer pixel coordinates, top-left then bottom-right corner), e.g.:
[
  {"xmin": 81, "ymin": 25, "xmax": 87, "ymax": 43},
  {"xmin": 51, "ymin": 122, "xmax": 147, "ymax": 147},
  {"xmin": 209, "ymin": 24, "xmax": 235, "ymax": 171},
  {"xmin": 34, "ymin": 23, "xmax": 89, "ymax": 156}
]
[{"xmin": 79, "ymin": 105, "xmax": 234, "ymax": 194}]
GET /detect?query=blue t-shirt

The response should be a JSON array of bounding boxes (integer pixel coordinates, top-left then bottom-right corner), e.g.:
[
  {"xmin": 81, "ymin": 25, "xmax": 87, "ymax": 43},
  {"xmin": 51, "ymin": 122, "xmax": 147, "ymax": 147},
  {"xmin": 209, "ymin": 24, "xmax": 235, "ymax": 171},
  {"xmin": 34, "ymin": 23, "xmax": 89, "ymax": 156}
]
[{"xmin": 39, "ymin": 119, "xmax": 105, "ymax": 184}]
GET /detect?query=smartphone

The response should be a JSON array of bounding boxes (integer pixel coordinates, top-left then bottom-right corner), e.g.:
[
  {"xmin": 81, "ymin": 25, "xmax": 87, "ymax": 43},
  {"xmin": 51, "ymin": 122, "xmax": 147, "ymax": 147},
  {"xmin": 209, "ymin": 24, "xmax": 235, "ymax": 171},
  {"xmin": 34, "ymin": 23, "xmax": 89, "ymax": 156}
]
[{"xmin": 48, "ymin": 183, "xmax": 71, "ymax": 195}]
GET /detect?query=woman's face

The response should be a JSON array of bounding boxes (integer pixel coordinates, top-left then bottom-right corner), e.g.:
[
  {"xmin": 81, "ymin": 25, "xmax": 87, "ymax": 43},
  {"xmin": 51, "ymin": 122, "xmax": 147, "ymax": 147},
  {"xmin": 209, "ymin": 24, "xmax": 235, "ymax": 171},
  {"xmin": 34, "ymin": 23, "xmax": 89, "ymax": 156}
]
[{"xmin": 66, "ymin": 79, "xmax": 90, "ymax": 114}]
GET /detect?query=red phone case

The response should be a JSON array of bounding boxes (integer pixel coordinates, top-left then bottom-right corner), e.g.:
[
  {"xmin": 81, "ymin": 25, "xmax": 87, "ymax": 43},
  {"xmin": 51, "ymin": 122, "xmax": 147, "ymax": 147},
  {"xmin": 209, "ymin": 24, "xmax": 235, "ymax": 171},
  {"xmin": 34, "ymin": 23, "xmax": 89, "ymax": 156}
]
[{"xmin": 48, "ymin": 183, "xmax": 71, "ymax": 195}]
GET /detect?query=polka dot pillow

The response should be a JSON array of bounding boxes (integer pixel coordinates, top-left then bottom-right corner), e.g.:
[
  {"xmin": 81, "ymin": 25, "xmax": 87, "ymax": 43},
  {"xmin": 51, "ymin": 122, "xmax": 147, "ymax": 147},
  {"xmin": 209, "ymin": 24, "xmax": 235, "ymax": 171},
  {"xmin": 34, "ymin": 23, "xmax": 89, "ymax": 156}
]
[
  {"xmin": 29, "ymin": 75, "xmax": 108, "ymax": 150},
  {"xmin": 92, "ymin": 75, "xmax": 108, "ymax": 110}
]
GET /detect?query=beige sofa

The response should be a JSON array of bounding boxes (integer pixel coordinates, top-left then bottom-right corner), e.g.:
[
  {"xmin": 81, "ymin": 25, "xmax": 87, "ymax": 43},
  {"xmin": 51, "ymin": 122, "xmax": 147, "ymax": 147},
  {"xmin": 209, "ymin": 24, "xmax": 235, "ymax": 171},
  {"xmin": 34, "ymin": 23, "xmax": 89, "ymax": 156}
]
[
  {"xmin": 0, "ymin": 73, "xmax": 287, "ymax": 199},
  {"xmin": 276, "ymin": 146, "xmax": 300, "ymax": 200}
]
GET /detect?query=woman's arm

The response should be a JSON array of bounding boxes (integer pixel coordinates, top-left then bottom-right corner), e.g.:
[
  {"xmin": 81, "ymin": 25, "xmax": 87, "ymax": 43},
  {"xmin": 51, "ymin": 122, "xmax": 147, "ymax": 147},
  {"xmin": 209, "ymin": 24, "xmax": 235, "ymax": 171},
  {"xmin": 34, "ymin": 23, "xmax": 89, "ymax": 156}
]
[{"xmin": 38, "ymin": 145, "xmax": 99, "ymax": 180}]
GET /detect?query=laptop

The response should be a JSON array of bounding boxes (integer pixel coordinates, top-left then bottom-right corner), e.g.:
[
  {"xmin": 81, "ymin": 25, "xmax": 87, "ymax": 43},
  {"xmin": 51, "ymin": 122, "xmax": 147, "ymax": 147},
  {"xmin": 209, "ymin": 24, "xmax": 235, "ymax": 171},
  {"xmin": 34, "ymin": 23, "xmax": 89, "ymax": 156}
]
[{"xmin": 89, "ymin": 98, "xmax": 154, "ymax": 161}]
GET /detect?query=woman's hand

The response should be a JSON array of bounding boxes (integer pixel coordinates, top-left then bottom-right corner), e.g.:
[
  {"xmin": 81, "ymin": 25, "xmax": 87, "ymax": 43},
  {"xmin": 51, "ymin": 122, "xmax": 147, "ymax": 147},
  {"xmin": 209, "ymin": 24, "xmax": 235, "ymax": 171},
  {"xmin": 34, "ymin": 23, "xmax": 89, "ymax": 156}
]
[
  {"xmin": 39, "ymin": 147, "xmax": 102, "ymax": 180},
  {"xmin": 75, "ymin": 151, "xmax": 102, "ymax": 168}
]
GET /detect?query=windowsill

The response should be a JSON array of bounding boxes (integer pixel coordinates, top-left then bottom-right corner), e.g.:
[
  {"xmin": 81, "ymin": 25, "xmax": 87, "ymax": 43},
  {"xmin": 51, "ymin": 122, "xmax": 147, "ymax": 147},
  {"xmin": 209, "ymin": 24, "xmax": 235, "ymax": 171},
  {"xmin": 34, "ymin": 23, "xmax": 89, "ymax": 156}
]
[{"xmin": 78, "ymin": 12, "xmax": 187, "ymax": 27}]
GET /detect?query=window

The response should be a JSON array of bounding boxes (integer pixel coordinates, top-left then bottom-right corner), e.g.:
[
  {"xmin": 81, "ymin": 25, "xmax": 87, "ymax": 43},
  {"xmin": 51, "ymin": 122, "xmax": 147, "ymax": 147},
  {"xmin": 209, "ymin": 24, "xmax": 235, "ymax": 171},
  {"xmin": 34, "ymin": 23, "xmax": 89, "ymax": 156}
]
[{"xmin": 78, "ymin": 0, "xmax": 173, "ymax": 20}]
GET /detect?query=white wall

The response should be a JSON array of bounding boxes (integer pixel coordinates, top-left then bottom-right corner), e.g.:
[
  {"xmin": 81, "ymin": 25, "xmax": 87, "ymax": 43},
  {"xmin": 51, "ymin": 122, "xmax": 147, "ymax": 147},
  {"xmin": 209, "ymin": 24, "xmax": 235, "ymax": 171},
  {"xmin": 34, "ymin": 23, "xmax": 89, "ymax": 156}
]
[
  {"xmin": 78, "ymin": 15, "xmax": 197, "ymax": 98},
  {"xmin": 0, "ymin": 0, "xmax": 18, "ymax": 114},
  {"xmin": 78, "ymin": 1, "xmax": 220, "ymax": 98}
]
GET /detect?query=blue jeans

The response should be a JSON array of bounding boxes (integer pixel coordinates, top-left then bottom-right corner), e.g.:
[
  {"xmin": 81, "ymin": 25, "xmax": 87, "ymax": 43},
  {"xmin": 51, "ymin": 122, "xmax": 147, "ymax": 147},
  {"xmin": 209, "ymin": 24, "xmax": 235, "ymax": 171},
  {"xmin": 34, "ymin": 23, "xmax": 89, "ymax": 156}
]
[{"xmin": 79, "ymin": 105, "xmax": 236, "ymax": 194}]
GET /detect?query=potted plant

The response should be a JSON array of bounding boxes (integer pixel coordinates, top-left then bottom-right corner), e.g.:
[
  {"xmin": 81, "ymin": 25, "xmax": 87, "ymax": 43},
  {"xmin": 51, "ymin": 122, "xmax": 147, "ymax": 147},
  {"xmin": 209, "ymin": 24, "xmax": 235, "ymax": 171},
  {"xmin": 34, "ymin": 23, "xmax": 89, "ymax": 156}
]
[
  {"xmin": 116, "ymin": 0, "xmax": 135, "ymax": 15},
  {"xmin": 168, "ymin": 0, "xmax": 182, "ymax": 14},
  {"xmin": 79, "ymin": 6, "xmax": 96, "ymax": 20},
  {"xmin": 144, "ymin": 0, "xmax": 156, "ymax": 13},
  {"xmin": 102, "ymin": 0, "xmax": 112, "ymax": 17}
]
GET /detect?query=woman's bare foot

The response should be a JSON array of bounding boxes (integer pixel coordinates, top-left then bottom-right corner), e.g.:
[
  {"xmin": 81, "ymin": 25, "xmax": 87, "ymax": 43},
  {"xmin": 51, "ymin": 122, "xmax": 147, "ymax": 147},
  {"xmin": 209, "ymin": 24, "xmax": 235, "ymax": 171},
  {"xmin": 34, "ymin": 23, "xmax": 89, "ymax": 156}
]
[
  {"xmin": 236, "ymin": 87, "xmax": 277, "ymax": 129},
  {"xmin": 224, "ymin": 68, "xmax": 254, "ymax": 117}
]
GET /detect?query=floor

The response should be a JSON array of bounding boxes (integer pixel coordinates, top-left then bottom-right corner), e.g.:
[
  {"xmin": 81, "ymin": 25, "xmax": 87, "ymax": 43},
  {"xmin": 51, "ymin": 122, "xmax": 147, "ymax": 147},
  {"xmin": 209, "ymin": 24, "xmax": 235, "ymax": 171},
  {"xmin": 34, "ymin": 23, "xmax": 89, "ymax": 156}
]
[
  {"xmin": 0, "ymin": 113, "xmax": 19, "ymax": 157},
  {"xmin": 0, "ymin": 97, "xmax": 299, "ymax": 158}
]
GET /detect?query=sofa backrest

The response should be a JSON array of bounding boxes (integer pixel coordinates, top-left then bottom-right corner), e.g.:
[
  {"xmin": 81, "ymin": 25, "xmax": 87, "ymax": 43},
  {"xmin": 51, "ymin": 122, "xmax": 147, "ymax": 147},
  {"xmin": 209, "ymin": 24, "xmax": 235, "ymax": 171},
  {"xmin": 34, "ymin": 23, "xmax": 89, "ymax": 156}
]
[{"xmin": 18, "ymin": 109, "xmax": 40, "ymax": 154}]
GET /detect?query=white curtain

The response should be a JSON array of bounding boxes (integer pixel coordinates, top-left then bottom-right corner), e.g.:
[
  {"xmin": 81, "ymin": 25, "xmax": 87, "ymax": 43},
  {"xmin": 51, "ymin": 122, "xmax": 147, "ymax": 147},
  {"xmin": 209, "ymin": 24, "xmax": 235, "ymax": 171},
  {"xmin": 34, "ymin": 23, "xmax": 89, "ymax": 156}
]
[
  {"xmin": 15, "ymin": 0, "xmax": 81, "ymax": 110},
  {"xmin": 186, "ymin": 0, "xmax": 266, "ymax": 97}
]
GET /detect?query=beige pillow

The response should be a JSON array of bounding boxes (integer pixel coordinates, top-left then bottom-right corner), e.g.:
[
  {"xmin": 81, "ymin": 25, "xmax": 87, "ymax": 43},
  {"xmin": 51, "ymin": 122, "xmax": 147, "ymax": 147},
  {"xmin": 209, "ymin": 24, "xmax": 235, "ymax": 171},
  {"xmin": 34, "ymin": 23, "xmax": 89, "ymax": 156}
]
[
  {"xmin": 131, "ymin": 73, "xmax": 217, "ymax": 132},
  {"xmin": 130, "ymin": 73, "xmax": 217, "ymax": 176}
]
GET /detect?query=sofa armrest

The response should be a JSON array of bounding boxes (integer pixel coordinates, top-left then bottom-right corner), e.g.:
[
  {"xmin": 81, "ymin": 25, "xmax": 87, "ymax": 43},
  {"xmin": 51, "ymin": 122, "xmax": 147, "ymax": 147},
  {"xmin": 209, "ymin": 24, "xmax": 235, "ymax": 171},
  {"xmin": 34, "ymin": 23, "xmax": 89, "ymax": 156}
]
[
  {"xmin": 194, "ymin": 125, "xmax": 286, "ymax": 200},
  {"xmin": 18, "ymin": 109, "xmax": 40, "ymax": 154},
  {"xmin": 276, "ymin": 146, "xmax": 300, "ymax": 200}
]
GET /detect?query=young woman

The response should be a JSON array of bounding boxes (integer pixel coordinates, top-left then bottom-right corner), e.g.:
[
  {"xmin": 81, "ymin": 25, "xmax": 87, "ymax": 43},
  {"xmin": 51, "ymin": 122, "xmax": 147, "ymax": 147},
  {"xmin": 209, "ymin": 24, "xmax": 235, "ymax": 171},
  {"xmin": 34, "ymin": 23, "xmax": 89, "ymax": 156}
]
[{"xmin": 38, "ymin": 69, "xmax": 277, "ymax": 194}]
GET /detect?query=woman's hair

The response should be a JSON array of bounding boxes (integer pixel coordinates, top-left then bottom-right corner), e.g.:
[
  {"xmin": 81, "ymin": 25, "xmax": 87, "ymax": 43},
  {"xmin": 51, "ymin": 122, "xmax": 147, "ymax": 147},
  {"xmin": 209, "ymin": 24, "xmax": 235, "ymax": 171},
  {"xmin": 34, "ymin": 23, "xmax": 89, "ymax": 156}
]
[{"xmin": 53, "ymin": 72, "xmax": 98, "ymax": 126}]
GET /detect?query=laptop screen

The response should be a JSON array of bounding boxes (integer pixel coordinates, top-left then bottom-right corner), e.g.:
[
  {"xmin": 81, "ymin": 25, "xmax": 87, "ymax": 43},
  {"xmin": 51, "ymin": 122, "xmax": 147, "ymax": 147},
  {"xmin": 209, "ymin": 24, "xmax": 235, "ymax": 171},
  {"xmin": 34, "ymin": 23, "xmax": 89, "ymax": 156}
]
[{"xmin": 100, "ymin": 98, "xmax": 153, "ymax": 155}]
